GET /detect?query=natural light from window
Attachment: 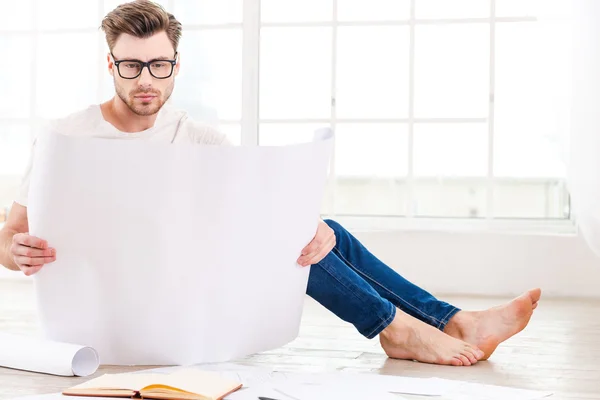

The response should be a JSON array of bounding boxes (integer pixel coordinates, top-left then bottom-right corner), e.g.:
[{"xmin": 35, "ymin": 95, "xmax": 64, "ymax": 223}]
[{"xmin": 0, "ymin": 0, "xmax": 571, "ymax": 224}]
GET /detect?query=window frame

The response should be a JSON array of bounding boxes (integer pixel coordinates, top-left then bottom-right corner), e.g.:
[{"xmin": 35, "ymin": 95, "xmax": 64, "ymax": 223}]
[{"xmin": 0, "ymin": 0, "xmax": 574, "ymax": 234}]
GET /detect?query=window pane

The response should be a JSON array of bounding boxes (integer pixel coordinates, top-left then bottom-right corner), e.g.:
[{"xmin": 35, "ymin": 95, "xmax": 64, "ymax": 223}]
[
  {"xmin": 337, "ymin": 0, "xmax": 410, "ymax": 21},
  {"xmin": 336, "ymin": 27, "xmax": 409, "ymax": 119},
  {"xmin": 1, "ymin": 0, "xmax": 32, "ymax": 31},
  {"xmin": 493, "ymin": 180, "xmax": 569, "ymax": 219},
  {"xmin": 413, "ymin": 179, "xmax": 487, "ymax": 217},
  {"xmin": 335, "ymin": 177, "xmax": 407, "ymax": 216},
  {"xmin": 261, "ymin": 0, "xmax": 332, "ymax": 23},
  {"xmin": 172, "ymin": 29, "xmax": 242, "ymax": 121},
  {"xmin": 495, "ymin": 0, "xmax": 538, "ymax": 17},
  {"xmin": 37, "ymin": 33, "xmax": 99, "ymax": 119},
  {"xmin": 494, "ymin": 22, "xmax": 568, "ymax": 178},
  {"xmin": 104, "ymin": 0, "xmax": 170, "ymax": 16},
  {"xmin": 174, "ymin": 0, "xmax": 242, "ymax": 25},
  {"xmin": 259, "ymin": 123, "xmax": 326, "ymax": 146},
  {"xmin": 414, "ymin": 24, "xmax": 489, "ymax": 118},
  {"xmin": 335, "ymin": 124, "xmax": 408, "ymax": 178},
  {"xmin": 0, "ymin": 124, "xmax": 31, "ymax": 176},
  {"xmin": 414, "ymin": 123, "xmax": 488, "ymax": 177},
  {"xmin": 416, "ymin": 0, "xmax": 490, "ymax": 19},
  {"xmin": 217, "ymin": 123, "xmax": 241, "ymax": 146},
  {"xmin": 494, "ymin": 130, "xmax": 566, "ymax": 178},
  {"xmin": 260, "ymin": 28, "xmax": 332, "ymax": 119},
  {"xmin": 0, "ymin": 36, "xmax": 32, "ymax": 118},
  {"xmin": 39, "ymin": 0, "xmax": 98, "ymax": 30}
]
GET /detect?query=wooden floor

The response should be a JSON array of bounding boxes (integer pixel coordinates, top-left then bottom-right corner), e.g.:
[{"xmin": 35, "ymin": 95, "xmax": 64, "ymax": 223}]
[{"xmin": 1, "ymin": 280, "xmax": 599, "ymax": 400}]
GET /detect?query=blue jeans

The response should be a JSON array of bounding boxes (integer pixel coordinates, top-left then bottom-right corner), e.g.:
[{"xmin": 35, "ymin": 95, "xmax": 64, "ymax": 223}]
[{"xmin": 306, "ymin": 219, "xmax": 460, "ymax": 339}]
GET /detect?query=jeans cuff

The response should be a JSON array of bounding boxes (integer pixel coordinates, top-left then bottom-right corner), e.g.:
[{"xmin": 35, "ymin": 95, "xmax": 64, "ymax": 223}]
[
  {"xmin": 437, "ymin": 306, "xmax": 461, "ymax": 331},
  {"xmin": 362, "ymin": 301, "xmax": 396, "ymax": 339}
]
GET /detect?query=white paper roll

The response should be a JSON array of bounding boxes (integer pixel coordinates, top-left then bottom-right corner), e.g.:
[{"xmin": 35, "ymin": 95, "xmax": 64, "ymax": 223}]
[{"xmin": 0, "ymin": 332, "xmax": 98, "ymax": 376}]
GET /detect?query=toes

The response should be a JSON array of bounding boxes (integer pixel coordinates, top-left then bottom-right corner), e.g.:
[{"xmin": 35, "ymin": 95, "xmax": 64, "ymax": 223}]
[
  {"xmin": 527, "ymin": 288, "xmax": 542, "ymax": 303},
  {"xmin": 465, "ymin": 345, "xmax": 485, "ymax": 360},
  {"xmin": 459, "ymin": 355, "xmax": 471, "ymax": 366},
  {"xmin": 462, "ymin": 350, "xmax": 478, "ymax": 364},
  {"xmin": 451, "ymin": 357, "xmax": 463, "ymax": 366}
]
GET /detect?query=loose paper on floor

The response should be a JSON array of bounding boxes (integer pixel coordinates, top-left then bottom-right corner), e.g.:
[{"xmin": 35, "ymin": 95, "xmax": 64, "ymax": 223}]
[
  {"xmin": 26, "ymin": 128, "xmax": 333, "ymax": 366},
  {"xmin": 9, "ymin": 366, "xmax": 554, "ymax": 400}
]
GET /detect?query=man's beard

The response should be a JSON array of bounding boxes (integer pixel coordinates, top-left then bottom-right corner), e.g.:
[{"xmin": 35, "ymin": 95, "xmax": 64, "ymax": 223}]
[{"xmin": 115, "ymin": 79, "xmax": 174, "ymax": 117}]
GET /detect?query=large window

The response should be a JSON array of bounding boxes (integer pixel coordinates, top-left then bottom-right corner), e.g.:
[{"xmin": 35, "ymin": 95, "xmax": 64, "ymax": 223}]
[
  {"xmin": 258, "ymin": 0, "xmax": 571, "ymax": 221},
  {"xmin": 0, "ymin": 0, "xmax": 571, "ymax": 225}
]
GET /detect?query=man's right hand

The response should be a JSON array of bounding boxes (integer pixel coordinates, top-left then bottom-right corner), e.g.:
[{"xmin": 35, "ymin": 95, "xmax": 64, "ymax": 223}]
[{"xmin": 10, "ymin": 233, "xmax": 56, "ymax": 276}]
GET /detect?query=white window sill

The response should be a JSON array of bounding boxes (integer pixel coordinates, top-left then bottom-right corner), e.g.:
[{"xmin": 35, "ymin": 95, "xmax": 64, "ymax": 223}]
[{"xmin": 326, "ymin": 215, "xmax": 577, "ymax": 236}]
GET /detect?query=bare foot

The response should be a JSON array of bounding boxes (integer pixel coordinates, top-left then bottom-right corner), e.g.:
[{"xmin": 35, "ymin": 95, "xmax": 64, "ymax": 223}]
[
  {"xmin": 444, "ymin": 288, "xmax": 542, "ymax": 360},
  {"xmin": 379, "ymin": 308, "xmax": 485, "ymax": 366}
]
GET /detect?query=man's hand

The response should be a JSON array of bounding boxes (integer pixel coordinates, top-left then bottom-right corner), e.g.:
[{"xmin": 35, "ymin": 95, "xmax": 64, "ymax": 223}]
[
  {"xmin": 297, "ymin": 220, "xmax": 336, "ymax": 267},
  {"xmin": 10, "ymin": 233, "xmax": 56, "ymax": 276}
]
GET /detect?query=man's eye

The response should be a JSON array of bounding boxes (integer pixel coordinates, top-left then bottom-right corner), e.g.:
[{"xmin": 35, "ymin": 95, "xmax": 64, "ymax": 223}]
[
  {"xmin": 124, "ymin": 63, "xmax": 139, "ymax": 69},
  {"xmin": 152, "ymin": 62, "xmax": 167, "ymax": 68}
]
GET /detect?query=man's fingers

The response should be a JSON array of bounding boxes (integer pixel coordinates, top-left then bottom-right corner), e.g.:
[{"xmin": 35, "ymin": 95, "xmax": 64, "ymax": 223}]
[
  {"xmin": 21, "ymin": 265, "xmax": 43, "ymax": 276},
  {"xmin": 299, "ymin": 237, "xmax": 334, "ymax": 267},
  {"xmin": 301, "ymin": 240, "xmax": 321, "ymax": 256},
  {"xmin": 15, "ymin": 255, "xmax": 56, "ymax": 267},
  {"xmin": 305, "ymin": 236, "xmax": 336, "ymax": 266},
  {"xmin": 298, "ymin": 247, "xmax": 320, "ymax": 266},
  {"xmin": 11, "ymin": 245, "xmax": 55, "ymax": 258},
  {"xmin": 299, "ymin": 233, "xmax": 336, "ymax": 265},
  {"xmin": 14, "ymin": 234, "xmax": 48, "ymax": 249}
]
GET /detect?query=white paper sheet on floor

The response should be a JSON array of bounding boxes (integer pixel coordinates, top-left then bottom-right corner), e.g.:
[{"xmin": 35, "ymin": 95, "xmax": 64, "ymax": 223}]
[
  {"xmin": 26, "ymin": 128, "xmax": 334, "ymax": 366},
  {"xmin": 115, "ymin": 363, "xmax": 553, "ymax": 399},
  {"xmin": 8, "ymin": 365, "xmax": 554, "ymax": 400}
]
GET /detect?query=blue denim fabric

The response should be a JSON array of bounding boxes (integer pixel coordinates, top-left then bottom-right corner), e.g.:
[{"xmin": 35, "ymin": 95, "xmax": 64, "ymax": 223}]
[{"xmin": 306, "ymin": 219, "xmax": 460, "ymax": 339}]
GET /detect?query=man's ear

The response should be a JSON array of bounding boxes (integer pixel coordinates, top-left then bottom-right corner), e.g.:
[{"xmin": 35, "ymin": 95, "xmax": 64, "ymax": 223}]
[{"xmin": 107, "ymin": 52, "xmax": 114, "ymax": 76}]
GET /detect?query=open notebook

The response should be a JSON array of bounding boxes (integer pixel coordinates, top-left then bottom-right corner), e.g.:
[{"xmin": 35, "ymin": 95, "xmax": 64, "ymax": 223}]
[{"xmin": 62, "ymin": 368, "xmax": 242, "ymax": 400}]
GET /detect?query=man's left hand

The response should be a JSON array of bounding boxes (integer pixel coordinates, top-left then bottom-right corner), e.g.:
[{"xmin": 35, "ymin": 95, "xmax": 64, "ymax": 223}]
[{"xmin": 297, "ymin": 220, "xmax": 336, "ymax": 267}]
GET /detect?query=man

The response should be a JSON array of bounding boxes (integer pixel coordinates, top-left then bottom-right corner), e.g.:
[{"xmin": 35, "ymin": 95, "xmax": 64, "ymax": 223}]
[{"xmin": 0, "ymin": 0, "xmax": 541, "ymax": 367}]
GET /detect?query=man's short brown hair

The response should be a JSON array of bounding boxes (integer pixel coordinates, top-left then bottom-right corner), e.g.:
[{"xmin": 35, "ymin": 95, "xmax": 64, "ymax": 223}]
[{"xmin": 101, "ymin": 0, "xmax": 182, "ymax": 52}]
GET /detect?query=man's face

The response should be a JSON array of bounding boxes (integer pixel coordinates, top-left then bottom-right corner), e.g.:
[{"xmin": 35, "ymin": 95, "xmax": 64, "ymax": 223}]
[{"xmin": 109, "ymin": 31, "xmax": 180, "ymax": 116}]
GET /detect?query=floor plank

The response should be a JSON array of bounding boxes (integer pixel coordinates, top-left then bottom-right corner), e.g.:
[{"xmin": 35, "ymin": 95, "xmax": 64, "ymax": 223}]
[{"xmin": 0, "ymin": 280, "xmax": 599, "ymax": 399}]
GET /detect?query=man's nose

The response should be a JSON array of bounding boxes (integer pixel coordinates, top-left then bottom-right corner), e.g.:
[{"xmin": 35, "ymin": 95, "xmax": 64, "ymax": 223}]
[{"xmin": 137, "ymin": 66, "xmax": 154, "ymax": 86}]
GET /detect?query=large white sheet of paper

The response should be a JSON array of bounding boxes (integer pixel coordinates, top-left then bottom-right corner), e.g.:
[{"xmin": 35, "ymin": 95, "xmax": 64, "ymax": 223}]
[
  {"xmin": 0, "ymin": 332, "xmax": 98, "ymax": 376},
  {"xmin": 27, "ymin": 128, "xmax": 333, "ymax": 366}
]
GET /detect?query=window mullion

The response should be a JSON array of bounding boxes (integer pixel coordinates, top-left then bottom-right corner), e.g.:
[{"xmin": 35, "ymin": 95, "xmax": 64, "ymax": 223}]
[
  {"xmin": 486, "ymin": 0, "xmax": 497, "ymax": 219},
  {"xmin": 327, "ymin": 0, "xmax": 339, "ymax": 218},
  {"xmin": 29, "ymin": 0, "xmax": 39, "ymax": 142},
  {"xmin": 406, "ymin": 0, "xmax": 416, "ymax": 218},
  {"xmin": 241, "ymin": 0, "xmax": 261, "ymax": 146}
]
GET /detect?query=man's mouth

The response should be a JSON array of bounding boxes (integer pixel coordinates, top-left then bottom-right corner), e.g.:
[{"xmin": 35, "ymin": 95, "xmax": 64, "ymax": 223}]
[{"xmin": 134, "ymin": 94, "xmax": 157, "ymax": 101}]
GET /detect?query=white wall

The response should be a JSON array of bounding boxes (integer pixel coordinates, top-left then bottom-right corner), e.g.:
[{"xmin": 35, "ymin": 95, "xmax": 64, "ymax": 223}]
[{"xmin": 568, "ymin": 0, "xmax": 600, "ymax": 259}]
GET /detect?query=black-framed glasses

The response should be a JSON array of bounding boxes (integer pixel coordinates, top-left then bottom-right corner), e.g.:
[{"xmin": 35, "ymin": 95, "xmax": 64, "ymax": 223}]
[{"xmin": 111, "ymin": 53, "xmax": 178, "ymax": 79}]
